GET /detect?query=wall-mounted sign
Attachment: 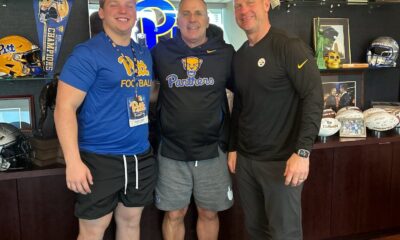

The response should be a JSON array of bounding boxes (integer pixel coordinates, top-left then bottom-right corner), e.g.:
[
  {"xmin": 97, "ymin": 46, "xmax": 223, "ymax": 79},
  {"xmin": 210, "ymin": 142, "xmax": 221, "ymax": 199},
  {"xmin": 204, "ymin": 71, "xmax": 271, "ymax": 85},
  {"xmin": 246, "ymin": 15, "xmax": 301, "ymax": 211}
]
[{"xmin": 136, "ymin": 0, "xmax": 177, "ymax": 49}]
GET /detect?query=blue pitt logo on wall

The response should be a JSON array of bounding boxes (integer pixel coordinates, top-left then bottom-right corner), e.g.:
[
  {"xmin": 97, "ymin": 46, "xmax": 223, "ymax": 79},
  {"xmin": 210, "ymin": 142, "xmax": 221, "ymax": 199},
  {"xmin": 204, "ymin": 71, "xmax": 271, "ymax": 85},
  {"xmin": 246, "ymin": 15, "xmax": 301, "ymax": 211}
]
[{"xmin": 137, "ymin": 0, "xmax": 177, "ymax": 49}]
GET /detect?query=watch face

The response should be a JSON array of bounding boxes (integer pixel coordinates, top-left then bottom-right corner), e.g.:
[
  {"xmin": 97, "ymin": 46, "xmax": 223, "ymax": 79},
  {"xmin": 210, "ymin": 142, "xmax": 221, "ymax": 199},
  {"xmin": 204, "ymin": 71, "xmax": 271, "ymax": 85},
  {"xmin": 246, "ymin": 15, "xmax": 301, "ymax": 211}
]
[{"xmin": 298, "ymin": 149, "xmax": 310, "ymax": 158}]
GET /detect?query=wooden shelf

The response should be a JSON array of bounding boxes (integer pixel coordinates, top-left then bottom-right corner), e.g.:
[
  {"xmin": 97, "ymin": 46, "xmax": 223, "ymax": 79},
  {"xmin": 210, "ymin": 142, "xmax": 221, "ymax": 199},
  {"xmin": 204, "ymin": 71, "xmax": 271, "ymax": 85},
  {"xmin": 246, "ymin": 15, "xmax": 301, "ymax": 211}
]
[
  {"xmin": 0, "ymin": 164, "xmax": 65, "ymax": 181},
  {"xmin": 0, "ymin": 76, "xmax": 53, "ymax": 81},
  {"xmin": 280, "ymin": 0, "xmax": 400, "ymax": 7},
  {"xmin": 314, "ymin": 129, "xmax": 400, "ymax": 149}
]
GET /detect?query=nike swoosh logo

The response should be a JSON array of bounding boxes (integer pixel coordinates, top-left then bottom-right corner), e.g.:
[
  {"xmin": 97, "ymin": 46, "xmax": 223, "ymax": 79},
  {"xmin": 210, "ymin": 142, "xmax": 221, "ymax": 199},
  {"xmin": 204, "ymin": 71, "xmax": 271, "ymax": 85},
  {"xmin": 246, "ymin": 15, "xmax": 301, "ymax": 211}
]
[
  {"xmin": 207, "ymin": 50, "xmax": 216, "ymax": 54},
  {"xmin": 297, "ymin": 59, "xmax": 308, "ymax": 69}
]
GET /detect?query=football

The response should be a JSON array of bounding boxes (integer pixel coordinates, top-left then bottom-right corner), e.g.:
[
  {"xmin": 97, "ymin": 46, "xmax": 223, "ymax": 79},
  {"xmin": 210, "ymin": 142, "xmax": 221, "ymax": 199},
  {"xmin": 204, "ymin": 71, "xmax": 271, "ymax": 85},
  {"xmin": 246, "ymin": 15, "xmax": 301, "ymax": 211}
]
[
  {"xmin": 365, "ymin": 112, "xmax": 399, "ymax": 131},
  {"xmin": 362, "ymin": 107, "xmax": 386, "ymax": 119},
  {"xmin": 323, "ymin": 109, "xmax": 336, "ymax": 118},
  {"xmin": 336, "ymin": 109, "xmax": 364, "ymax": 120},
  {"xmin": 319, "ymin": 118, "xmax": 341, "ymax": 137},
  {"xmin": 337, "ymin": 106, "xmax": 361, "ymax": 116}
]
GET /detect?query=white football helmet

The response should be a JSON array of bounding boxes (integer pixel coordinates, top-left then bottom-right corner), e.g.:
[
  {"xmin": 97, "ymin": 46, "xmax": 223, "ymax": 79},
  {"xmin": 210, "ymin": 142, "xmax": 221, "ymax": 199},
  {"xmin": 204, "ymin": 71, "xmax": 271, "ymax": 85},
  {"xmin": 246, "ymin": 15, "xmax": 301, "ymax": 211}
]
[
  {"xmin": 0, "ymin": 123, "xmax": 32, "ymax": 171},
  {"xmin": 367, "ymin": 36, "xmax": 399, "ymax": 67}
]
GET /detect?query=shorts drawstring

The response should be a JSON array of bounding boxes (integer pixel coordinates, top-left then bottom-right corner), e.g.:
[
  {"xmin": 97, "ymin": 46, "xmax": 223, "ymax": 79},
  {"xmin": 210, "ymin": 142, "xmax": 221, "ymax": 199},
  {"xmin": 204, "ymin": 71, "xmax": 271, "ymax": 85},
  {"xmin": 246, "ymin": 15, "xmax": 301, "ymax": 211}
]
[
  {"xmin": 123, "ymin": 155, "xmax": 128, "ymax": 195},
  {"xmin": 134, "ymin": 155, "xmax": 139, "ymax": 190},
  {"xmin": 195, "ymin": 160, "xmax": 198, "ymax": 167},
  {"xmin": 123, "ymin": 154, "xmax": 139, "ymax": 195}
]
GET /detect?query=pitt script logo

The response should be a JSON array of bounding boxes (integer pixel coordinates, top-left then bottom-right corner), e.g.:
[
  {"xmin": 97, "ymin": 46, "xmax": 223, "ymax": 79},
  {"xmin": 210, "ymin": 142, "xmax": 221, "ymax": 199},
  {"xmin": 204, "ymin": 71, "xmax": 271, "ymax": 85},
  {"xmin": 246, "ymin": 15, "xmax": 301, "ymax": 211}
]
[
  {"xmin": 166, "ymin": 56, "xmax": 214, "ymax": 88},
  {"xmin": 0, "ymin": 44, "xmax": 16, "ymax": 55},
  {"xmin": 119, "ymin": 56, "xmax": 151, "ymax": 88},
  {"xmin": 118, "ymin": 56, "xmax": 149, "ymax": 77}
]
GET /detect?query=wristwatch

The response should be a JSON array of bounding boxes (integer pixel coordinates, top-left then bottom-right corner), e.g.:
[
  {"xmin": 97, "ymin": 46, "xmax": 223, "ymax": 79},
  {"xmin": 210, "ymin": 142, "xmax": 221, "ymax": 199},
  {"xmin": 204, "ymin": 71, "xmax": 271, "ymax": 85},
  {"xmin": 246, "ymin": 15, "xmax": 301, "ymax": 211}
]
[{"xmin": 297, "ymin": 149, "xmax": 310, "ymax": 158}]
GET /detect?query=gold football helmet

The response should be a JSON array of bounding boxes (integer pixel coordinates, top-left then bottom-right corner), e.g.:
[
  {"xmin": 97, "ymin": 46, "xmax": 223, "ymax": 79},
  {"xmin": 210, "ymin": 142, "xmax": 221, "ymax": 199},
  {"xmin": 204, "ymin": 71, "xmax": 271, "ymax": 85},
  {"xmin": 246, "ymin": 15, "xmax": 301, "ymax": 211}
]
[{"xmin": 0, "ymin": 35, "xmax": 43, "ymax": 77}]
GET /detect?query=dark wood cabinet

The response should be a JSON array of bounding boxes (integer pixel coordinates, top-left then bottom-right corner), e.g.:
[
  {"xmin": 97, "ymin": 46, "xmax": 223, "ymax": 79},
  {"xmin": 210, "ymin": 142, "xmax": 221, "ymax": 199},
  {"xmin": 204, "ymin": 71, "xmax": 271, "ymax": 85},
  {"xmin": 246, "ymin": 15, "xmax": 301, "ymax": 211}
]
[
  {"xmin": 18, "ymin": 175, "xmax": 78, "ymax": 240},
  {"xmin": 0, "ymin": 180, "xmax": 21, "ymax": 240},
  {"xmin": 331, "ymin": 146, "xmax": 362, "ymax": 237},
  {"xmin": 302, "ymin": 149, "xmax": 334, "ymax": 240},
  {"xmin": 302, "ymin": 135, "xmax": 400, "ymax": 239},
  {"xmin": 357, "ymin": 142, "xmax": 392, "ymax": 233},
  {"xmin": 0, "ymin": 168, "xmax": 78, "ymax": 240},
  {"xmin": 390, "ymin": 142, "xmax": 400, "ymax": 229},
  {"xmin": 2, "ymin": 135, "xmax": 400, "ymax": 240}
]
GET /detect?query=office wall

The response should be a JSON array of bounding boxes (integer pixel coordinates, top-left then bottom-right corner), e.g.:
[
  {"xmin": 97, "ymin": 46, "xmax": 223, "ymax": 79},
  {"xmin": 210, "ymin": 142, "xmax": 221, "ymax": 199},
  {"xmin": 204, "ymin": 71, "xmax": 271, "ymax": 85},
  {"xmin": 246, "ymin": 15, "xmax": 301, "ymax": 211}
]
[{"xmin": 223, "ymin": 4, "xmax": 400, "ymax": 106}]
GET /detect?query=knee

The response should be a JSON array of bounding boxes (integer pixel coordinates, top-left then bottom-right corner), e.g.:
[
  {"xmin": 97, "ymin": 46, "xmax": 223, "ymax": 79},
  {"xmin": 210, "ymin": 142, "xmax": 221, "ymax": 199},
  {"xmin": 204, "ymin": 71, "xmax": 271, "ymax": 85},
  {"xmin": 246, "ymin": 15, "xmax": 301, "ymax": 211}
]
[
  {"xmin": 115, "ymin": 211, "xmax": 142, "ymax": 229},
  {"xmin": 165, "ymin": 208, "xmax": 188, "ymax": 223},
  {"xmin": 78, "ymin": 222, "xmax": 109, "ymax": 240},
  {"xmin": 197, "ymin": 208, "xmax": 218, "ymax": 222}
]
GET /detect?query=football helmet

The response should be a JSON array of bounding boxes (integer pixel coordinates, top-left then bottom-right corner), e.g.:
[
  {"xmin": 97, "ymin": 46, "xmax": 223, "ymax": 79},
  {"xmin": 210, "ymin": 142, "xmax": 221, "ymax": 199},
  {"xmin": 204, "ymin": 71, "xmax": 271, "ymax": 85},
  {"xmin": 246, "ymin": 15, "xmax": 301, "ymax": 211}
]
[
  {"xmin": 39, "ymin": 0, "xmax": 70, "ymax": 23},
  {"xmin": 0, "ymin": 123, "xmax": 32, "ymax": 171},
  {"xmin": 0, "ymin": 35, "xmax": 44, "ymax": 77},
  {"xmin": 367, "ymin": 36, "xmax": 399, "ymax": 67}
]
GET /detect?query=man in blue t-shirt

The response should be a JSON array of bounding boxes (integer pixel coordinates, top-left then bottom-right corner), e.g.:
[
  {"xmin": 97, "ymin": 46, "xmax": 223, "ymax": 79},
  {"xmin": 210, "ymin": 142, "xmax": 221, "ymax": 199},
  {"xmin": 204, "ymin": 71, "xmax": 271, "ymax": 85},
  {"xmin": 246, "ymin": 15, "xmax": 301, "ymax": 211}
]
[{"xmin": 54, "ymin": 0, "xmax": 156, "ymax": 239}]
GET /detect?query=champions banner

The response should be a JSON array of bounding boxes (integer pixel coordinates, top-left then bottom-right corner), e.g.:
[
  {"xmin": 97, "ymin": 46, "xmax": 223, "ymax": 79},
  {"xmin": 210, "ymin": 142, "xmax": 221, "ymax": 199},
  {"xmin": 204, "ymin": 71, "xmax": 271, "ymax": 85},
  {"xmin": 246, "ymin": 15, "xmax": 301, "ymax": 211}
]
[{"xmin": 33, "ymin": 0, "xmax": 74, "ymax": 76}]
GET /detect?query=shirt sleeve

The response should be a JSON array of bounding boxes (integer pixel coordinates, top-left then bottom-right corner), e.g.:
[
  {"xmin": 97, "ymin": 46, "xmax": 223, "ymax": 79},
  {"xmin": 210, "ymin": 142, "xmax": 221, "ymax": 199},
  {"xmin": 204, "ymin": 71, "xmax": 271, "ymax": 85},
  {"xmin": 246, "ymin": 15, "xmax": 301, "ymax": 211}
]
[
  {"xmin": 284, "ymin": 38, "xmax": 324, "ymax": 152},
  {"xmin": 60, "ymin": 44, "xmax": 98, "ymax": 92}
]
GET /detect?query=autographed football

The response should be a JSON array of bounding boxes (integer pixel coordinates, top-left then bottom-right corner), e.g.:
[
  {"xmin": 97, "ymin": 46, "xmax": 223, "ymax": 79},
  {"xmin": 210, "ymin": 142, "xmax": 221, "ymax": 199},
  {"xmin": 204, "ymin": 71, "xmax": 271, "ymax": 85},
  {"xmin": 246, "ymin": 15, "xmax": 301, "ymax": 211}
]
[
  {"xmin": 365, "ymin": 112, "xmax": 399, "ymax": 131},
  {"xmin": 323, "ymin": 109, "xmax": 336, "ymax": 118},
  {"xmin": 363, "ymin": 107, "xmax": 386, "ymax": 119},
  {"xmin": 337, "ymin": 106, "xmax": 361, "ymax": 116},
  {"xmin": 391, "ymin": 109, "xmax": 400, "ymax": 127},
  {"xmin": 336, "ymin": 109, "xmax": 364, "ymax": 120},
  {"xmin": 318, "ymin": 118, "xmax": 341, "ymax": 137}
]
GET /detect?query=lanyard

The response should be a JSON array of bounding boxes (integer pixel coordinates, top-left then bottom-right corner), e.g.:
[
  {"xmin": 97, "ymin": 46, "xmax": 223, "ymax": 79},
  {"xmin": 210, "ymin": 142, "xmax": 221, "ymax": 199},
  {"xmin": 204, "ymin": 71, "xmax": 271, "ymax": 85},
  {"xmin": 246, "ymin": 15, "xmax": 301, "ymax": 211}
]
[{"xmin": 105, "ymin": 33, "xmax": 139, "ymax": 97}]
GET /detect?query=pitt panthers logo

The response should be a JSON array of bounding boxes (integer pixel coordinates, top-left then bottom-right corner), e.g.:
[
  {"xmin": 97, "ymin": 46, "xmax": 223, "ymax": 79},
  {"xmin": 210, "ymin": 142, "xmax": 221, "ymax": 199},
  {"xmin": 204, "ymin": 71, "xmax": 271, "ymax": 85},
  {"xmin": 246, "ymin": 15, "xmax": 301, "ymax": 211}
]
[
  {"xmin": 166, "ymin": 56, "xmax": 213, "ymax": 88},
  {"xmin": 182, "ymin": 57, "xmax": 203, "ymax": 79}
]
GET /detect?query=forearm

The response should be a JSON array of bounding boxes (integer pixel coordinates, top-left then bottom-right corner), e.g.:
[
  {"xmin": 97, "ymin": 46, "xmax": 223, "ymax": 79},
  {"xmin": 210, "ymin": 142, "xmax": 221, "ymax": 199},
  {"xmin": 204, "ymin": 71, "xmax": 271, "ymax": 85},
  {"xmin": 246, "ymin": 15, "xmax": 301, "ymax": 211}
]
[{"xmin": 54, "ymin": 106, "xmax": 81, "ymax": 166}]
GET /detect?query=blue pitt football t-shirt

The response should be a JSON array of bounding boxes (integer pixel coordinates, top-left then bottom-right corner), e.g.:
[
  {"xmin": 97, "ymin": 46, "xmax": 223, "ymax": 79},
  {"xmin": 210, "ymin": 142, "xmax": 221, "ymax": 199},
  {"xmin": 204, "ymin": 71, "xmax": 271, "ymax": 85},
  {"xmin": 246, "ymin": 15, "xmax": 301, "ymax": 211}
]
[{"xmin": 60, "ymin": 32, "xmax": 153, "ymax": 155}]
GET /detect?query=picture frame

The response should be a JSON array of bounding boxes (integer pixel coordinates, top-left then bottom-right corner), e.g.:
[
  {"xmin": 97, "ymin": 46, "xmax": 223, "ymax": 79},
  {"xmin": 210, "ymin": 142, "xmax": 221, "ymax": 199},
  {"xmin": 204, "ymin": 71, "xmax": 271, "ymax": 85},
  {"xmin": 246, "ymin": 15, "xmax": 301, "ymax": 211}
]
[
  {"xmin": 339, "ymin": 118, "xmax": 366, "ymax": 138},
  {"xmin": 0, "ymin": 95, "xmax": 35, "ymax": 132},
  {"xmin": 321, "ymin": 73, "xmax": 364, "ymax": 111},
  {"xmin": 313, "ymin": 18, "xmax": 351, "ymax": 64}
]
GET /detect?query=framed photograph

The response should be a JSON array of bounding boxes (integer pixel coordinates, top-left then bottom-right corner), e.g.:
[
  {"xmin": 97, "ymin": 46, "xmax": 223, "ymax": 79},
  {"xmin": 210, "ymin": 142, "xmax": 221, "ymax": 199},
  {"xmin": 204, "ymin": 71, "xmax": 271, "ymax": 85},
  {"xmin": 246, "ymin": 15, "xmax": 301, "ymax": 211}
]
[
  {"xmin": 313, "ymin": 18, "xmax": 351, "ymax": 64},
  {"xmin": 0, "ymin": 95, "xmax": 35, "ymax": 132},
  {"xmin": 321, "ymin": 73, "xmax": 364, "ymax": 111},
  {"xmin": 339, "ymin": 118, "xmax": 366, "ymax": 138}
]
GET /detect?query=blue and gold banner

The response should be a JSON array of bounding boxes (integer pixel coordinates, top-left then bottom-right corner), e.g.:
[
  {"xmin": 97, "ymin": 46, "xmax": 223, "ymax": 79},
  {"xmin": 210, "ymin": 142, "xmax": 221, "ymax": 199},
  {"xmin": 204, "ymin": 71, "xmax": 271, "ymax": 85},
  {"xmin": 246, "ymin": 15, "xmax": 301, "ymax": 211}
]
[{"xmin": 33, "ymin": 0, "xmax": 74, "ymax": 76}]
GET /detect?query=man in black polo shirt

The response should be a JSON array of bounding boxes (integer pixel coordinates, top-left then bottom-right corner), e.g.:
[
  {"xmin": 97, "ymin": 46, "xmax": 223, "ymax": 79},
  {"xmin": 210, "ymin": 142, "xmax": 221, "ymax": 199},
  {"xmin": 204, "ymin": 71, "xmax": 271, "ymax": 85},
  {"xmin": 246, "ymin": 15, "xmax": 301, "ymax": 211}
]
[{"xmin": 228, "ymin": 0, "xmax": 324, "ymax": 239}]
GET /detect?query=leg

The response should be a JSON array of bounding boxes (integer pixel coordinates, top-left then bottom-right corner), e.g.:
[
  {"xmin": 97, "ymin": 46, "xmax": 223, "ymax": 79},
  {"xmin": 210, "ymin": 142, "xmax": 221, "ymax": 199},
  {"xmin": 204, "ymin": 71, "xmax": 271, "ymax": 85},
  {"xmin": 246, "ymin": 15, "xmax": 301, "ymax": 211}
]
[
  {"xmin": 236, "ymin": 153, "xmax": 270, "ymax": 239},
  {"xmin": 78, "ymin": 212, "xmax": 113, "ymax": 240},
  {"xmin": 114, "ymin": 203, "xmax": 144, "ymax": 240},
  {"xmin": 193, "ymin": 147, "xmax": 233, "ymax": 239},
  {"xmin": 156, "ymin": 152, "xmax": 193, "ymax": 239},
  {"xmin": 258, "ymin": 161, "xmax": 303, "ymax": 240},
  {"xmin": 162, "ymin": 207, "xmax": 188, "ymax": 240},
  {"xmin": 197, "ymin": 207, "xmax": 219, "ymax": 240}
]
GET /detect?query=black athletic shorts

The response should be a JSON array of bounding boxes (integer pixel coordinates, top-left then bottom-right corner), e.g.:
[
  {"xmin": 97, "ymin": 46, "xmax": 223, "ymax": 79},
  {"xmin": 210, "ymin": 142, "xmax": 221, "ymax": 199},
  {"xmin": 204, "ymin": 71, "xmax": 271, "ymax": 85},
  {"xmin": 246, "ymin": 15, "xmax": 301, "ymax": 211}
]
[{"xmin": 75, "ymin": 148, "xmax": 157, "ymax": 220}]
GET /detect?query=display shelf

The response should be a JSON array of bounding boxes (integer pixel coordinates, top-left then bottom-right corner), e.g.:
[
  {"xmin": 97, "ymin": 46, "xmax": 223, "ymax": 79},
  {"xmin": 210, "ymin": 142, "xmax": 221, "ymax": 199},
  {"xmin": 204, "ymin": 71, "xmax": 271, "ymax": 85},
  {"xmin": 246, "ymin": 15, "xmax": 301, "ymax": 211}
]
[
  {"xmin": 0, "ymin": 76, "xmax": 53, "ymax": 81},
  {"xmin": 320, "ymin": 66, "xmax": 397, "ymax": 74},
  {"xmin": 320, "ymin": 68, "xmax": 367, "ymax": 74},
  {"xmin": 0, "ymin": 163, "xmax": 65, "ymax": 181},
  {"xmin": 313, "ymin": 129, "xmax": 400, "ymax": 149},
  {"xmin": 280, "ymin": 0, "xmax": 400, "ymax": 7}
]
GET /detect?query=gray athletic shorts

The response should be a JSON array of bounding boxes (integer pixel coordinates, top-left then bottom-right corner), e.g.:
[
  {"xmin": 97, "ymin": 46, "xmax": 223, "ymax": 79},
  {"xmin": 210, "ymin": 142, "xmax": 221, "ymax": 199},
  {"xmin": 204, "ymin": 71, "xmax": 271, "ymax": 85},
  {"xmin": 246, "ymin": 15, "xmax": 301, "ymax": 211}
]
[{"xmin": 155, "ymin": 147, "xmax": 233, "ymax": 212}]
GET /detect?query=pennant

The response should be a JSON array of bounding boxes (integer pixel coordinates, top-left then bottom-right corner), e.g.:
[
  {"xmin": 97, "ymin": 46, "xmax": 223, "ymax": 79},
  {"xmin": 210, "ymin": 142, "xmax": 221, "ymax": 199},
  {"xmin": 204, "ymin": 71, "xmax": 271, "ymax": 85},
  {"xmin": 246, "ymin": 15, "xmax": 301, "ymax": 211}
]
[{"xmin": 33, "ymin": 0, "xmax": 74, "ymax": 76}]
